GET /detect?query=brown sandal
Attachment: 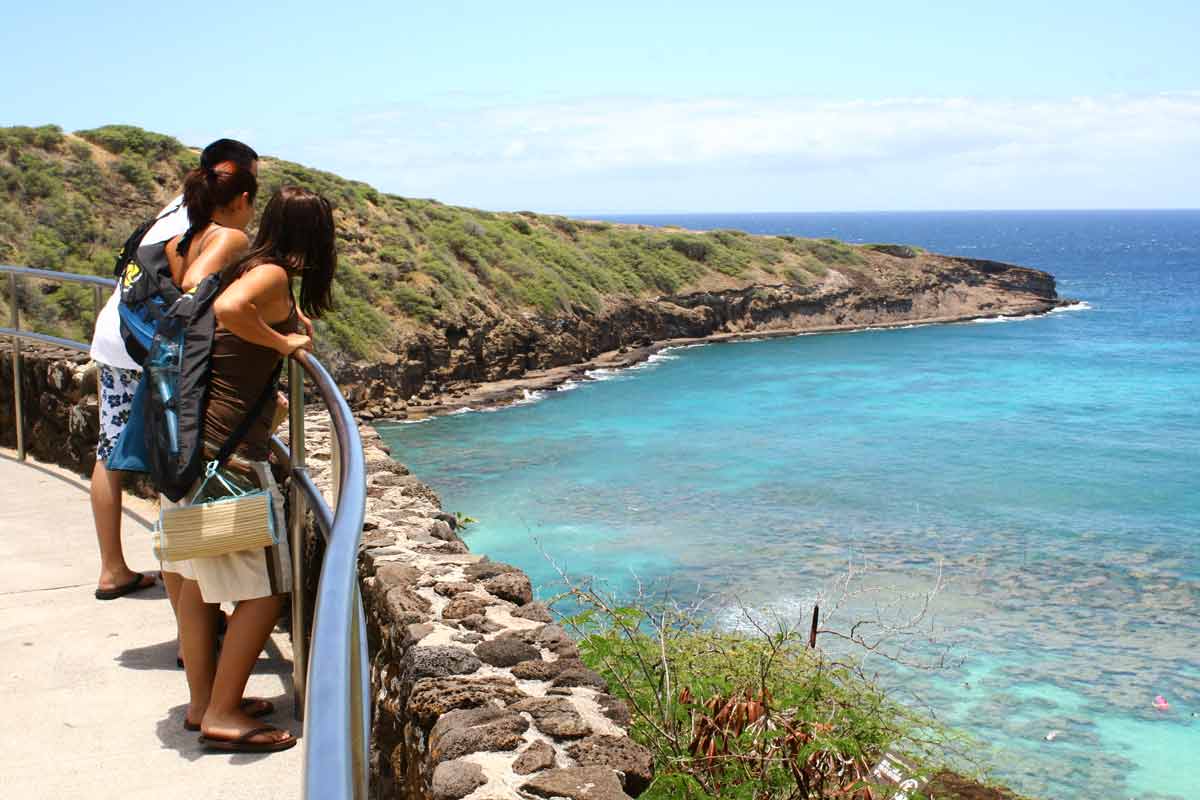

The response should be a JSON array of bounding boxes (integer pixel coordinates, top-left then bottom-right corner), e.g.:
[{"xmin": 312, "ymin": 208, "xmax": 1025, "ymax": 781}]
[
  {"xmin": 183, "ymin": 698, "xmax": 275, "ymax": 732},
  {"xmin": 198, "ymin": 725, "xmax": 297, "ymax": 753}
]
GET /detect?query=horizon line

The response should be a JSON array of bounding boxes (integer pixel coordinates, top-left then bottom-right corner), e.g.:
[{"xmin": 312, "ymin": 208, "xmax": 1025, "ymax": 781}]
[{"xmin": 545, "ymin": 207, "xmax": 1200, "ymax": 217}]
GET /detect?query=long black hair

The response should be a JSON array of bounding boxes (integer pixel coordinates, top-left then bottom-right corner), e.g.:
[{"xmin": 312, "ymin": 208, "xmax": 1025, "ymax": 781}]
[
  {"xmin": 234, "ymin": 186, "xmax": 337, "ymax": 318},
  {"xmin": 177, "ymin": 139, "xmax": 259, "ymax": 257}
]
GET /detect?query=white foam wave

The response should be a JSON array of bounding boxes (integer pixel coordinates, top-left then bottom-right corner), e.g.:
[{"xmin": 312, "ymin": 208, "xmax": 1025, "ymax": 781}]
[
  {"xmin": 1048, "ymin": 301, "xmax": 1092, "ymax": 314},
  {"xmin": 972, "ymin": 301, "xmax": 1092, "ymax": 325},
  {"xmin": 557, "ymin": 380, "xmax": 580, "ymax": 392},
  {"xmin": 447, "ymin": 406, "xmax": 475, "ymax": 415},
  {"xmin": 584, "ymin": 367, "xmax": 622, "ymax": 381}
]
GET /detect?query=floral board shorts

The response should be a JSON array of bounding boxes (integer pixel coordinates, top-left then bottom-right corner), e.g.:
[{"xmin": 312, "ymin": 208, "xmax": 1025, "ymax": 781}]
[{"xmin": 96, "ymin": 363, "xmax": 141, "ymax": 463}]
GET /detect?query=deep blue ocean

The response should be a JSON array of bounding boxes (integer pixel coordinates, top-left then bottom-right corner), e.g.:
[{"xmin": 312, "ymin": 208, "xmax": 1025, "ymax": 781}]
[{"xmin": 378, "ymin": 211, "xmax": 1199, "ymax": 799}]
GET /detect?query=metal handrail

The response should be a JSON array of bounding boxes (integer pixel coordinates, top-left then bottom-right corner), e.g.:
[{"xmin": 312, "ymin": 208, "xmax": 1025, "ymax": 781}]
[{"xmin": 2, "ymin": 265, "xmax": 369, "ymax": 800}]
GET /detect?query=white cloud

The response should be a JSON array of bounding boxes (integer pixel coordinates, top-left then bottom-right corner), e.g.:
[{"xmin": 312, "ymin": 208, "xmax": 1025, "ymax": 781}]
[{"xmin": 308, "ymin": 93, "xmax": 1200, "ymax": 211}]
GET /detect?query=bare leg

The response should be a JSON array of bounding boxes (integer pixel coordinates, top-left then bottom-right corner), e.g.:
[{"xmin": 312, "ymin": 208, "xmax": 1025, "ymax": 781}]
[
  {"xmin": 201, "ymin": 594, "xmax": 291, "ymax": 744},
  {"xmin": 166, "ymin": 573, "xmax": 226, "ymax": 667},
  {"xmin": 178, "ymin": 578, "xmax": 219, "ymax": 726},
  {"xmin": 162, "ymin": 570, "xmax": 184, "ymax": 663},
  {"xmin": 91, "ymin": 460, "xmax": 153, "ymax": 592}
]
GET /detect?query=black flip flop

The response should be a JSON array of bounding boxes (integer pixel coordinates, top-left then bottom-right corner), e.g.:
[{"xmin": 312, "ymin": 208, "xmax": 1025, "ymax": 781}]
[
  {"xmin": 198, "ymin": 725, "xmax": 297, "ymax": 753},
  {"xmin": 184, "ymin": 698, "xmax": 275, "ymax": 731},
  {"xmin": 94, "ymin": 572, "xmax": 156, "ymax": 601}
]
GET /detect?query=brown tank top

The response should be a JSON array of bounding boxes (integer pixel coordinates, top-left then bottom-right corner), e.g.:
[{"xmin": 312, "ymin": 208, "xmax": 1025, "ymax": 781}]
[{"xmin": 203, "ymin": 301, "xmax": 299, "ymax": 462}]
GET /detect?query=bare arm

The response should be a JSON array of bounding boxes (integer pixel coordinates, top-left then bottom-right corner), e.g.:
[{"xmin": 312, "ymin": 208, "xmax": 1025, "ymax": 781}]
[
  {"xmin": 180, "ymin": 229, "xmax": 250, "ymax": 290},
  {"xmin": 213, "ymin": 263, "xmax": 311, "ymax": 356}
]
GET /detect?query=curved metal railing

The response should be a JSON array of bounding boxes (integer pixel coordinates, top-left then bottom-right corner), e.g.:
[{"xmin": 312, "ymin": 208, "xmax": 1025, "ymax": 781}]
[{"xmin": 1, "ymin": 264, "xmax": 369, "ymax": 800}]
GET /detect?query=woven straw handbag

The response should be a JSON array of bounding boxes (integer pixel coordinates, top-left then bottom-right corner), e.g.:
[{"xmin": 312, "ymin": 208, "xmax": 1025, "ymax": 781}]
[{"xmin": 154, "ymin": 461, "xmax": 278, "ymax": 562}]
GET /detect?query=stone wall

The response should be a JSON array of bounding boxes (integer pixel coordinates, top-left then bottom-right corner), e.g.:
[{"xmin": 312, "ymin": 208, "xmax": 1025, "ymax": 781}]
[
  {"xmin": 0, "ymin": 344, "xmax": 99, "ymax": 473},
  {"xmin": 8, "ymin": 346, "xmax": 652, "ymax": 800},
  {"xmin": 300, "ymin": 421, "xmax": 652, "ymax": 800}
]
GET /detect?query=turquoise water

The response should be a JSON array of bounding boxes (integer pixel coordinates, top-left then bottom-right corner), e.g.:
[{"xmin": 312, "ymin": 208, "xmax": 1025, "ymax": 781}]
[{"xmin": 378, "ymin": 211, "xmax": 1200, "ymax": 799}]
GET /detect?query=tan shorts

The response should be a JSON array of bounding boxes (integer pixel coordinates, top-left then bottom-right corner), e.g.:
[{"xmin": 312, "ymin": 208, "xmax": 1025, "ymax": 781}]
[{"xmin": 160, "ymin": 459, "xmax": 292, "ymax": 604}]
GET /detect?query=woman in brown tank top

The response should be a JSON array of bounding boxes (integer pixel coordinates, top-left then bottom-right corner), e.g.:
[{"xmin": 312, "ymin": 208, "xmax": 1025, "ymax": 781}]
[
  {"xmin": 158, "ymin": 156, "xmax": 257, "ymax": 675},
  {"xmin": 175, "ymin": 186, "xmax": 337, "ymax": 753}
]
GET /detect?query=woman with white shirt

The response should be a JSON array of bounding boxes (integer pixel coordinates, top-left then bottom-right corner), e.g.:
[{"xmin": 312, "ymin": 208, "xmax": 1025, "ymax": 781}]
[{"xmin": 89, "ymin": 138, "xmax": 258, "ymax": 602}]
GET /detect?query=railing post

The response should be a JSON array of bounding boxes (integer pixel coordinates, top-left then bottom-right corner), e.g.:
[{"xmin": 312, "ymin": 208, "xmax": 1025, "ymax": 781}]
[
  {"xmin": 288, "ymin": 356, "xmax": 308, "ymax": 720},
  {"xmin": 9, "ymin": 273, "xmax": 24, "ymax": 461},
  {"xmin": 92, "ymin": 284, "xmax": 104, "ymax": 337},
  {"xmin": 351, "ymin": 590, "xmax": 370, "ymax": 800}
]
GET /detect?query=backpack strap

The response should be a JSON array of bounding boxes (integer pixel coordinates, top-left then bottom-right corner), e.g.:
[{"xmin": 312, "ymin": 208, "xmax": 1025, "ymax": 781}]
[
  {"xmin": 210, "ymin": 360, "xmax": 284, "ymax": 470},
  {"xmin": 112, "ymin": 202, "xmax": 183, "ymax": 277}
]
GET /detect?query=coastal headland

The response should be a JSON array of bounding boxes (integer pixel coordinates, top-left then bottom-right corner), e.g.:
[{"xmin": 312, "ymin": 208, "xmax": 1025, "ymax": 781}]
[
  {"xmin": 0, "ymin": 124, "xmax": 1065, "ymax": 423},
  {"xmin": 372, "ymin": 255, "xmax": 1066, "ymax": 421}
]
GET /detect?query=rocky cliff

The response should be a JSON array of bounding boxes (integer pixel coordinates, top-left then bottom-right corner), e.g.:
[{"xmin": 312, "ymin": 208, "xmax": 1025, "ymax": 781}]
[{"xmin": 341, "ymin": 254, "xmax": 1060, "ymax": 416}]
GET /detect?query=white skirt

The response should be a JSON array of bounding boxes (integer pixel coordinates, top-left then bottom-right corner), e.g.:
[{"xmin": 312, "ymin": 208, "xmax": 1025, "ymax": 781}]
[{"xmin": 160, "ymin": 459, "xmax": 292, "ymax": 604}]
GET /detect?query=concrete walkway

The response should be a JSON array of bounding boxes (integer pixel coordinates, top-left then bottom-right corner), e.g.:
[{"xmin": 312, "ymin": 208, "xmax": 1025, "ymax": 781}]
[{"xmin": 0, "ymin": 451, "xmax": 301, "ymax": 800}]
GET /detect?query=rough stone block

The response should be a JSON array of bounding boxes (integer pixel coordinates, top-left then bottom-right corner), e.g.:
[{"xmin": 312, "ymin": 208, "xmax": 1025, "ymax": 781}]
[
  {"xmin": 406, "ymin": 677, "xmax": 529, "ymax": 726},
  {"xmin": 512, "ymin": 602, "xmax": 554, "ymax": 623},
  {"xmin": 430, "ymin": 706, "xmax": 529, "ymax": 762},
  {"xmin": 404, "ymin": 646, "xmax": 482, "ymax": 681},
  {"xmin": 442, "ymin": 594, "xmax": 491, "ymax": 620},
  {"xmin": 567, "ymin": 735, "xmax": 654, "ymax": 795},
  {"xmin": 431, "ymin": 759, "xmax": 486, "ymax": 800},
  {"xmin": 512, "ymin": 740, "xmax": 556, "ymax": 775},
  {"xmin": 474, "ymin": 636, "xmax": 540, "ymax": 668},
  {"xmin": 463, "ymin": 558, "xmax": 522, "ymax": 581},
  {"xmin": 482, "ymin": 571, "xmax": 533, "ymax": 605},
  {"xmin": 510, "ymin": 697, "xmax": 590, "ymax": 739},
  {"xmin": 521, "ymin": 766, "xmax": 632, "ymax": 800}
]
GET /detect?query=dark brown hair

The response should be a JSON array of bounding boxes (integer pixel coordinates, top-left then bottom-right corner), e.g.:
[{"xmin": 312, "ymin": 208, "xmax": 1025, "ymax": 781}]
[
  {"xmin": 177, "ymin": 158, "xmax": 258, "ymax": 256},
  {"xmin": 235, "ymin": 186, "xmax": 337, "ymax": 318}
]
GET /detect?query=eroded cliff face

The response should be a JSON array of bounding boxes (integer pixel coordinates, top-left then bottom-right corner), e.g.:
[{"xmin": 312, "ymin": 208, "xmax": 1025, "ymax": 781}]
[{"xmin": 340, "ymin": 253, "xmax": 1060, "ymax": 411}]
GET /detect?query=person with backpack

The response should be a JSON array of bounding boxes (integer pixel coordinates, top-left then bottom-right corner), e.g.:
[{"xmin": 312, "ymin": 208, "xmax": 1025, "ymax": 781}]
[
  {"xmin": 151, "ymin": 149, "xmax": 260, "ymax": 665},
  {"xmin": 171, "ymin": 186, "xmax": 335, "ymax": 753},
  {"xmin": 89, "ymin": 139, "xmax": 258, "ymax": 601}
]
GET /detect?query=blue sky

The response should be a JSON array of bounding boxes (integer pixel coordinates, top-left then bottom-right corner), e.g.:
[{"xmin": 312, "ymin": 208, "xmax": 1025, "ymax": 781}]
[{"xmin": 3, "ymin": 1, "xmax": 1198, "ymax": 211}]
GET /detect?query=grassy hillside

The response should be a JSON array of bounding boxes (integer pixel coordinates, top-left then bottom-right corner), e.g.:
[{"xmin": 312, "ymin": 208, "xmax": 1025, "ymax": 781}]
[{"xmin": 0, "ymin": 124, "xmax": 863, "ymax": 363}]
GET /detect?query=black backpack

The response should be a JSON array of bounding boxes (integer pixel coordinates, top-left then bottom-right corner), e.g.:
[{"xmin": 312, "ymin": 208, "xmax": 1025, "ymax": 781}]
[
  {"xmin": 139, "ymin": 274, "xmax": 281, "ymax": 502},
  {"xmin": 112, "ymin": 205, "xmax": 187, "ymax": 365},
  {"xmin": 113, "ymin": 215, "xmax": 280, "ymax": 501}
]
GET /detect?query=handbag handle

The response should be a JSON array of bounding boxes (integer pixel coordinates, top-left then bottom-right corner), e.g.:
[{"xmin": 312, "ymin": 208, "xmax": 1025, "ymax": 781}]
[{"xmin": 192, "ymin": 459, "xmax": 251, "ymax": 500}]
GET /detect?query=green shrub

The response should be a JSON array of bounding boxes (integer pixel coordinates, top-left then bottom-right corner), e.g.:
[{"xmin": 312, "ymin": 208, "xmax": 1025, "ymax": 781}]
[
  {"xmin": 864, "ymin": 243, "xmax": 925, "ymax": 259},
  {"xmin": 114, "ymin": 154, "xmax": 154, "ymax": 191},
  {"xmin": 0, "ymin": 125, "xmax": 64, "ymax": 152},
  {"xmin": 76, "ymin": 125, "xmax": 182, "ymax": 160},
  {"xmin": 391, "ymin": 285, "xmax": 438, "ymax": 322},
  {"xmin": 67, "ymin": 140, "xmax": 92, "ymax": 161},
  {"xmin": 25, "ymin": 227, "xmax": 69, "ymax": 269},
  {"xmin": 667, "ymin": 236, "xmax": 712, "ymax": 262},
  {"xmin": 561, "ymin": 584, "xmax": 959, "ymax": 800},
  {"xmin": 13, "ymin": 153, "xmax": 62, "ymax": 200}
]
